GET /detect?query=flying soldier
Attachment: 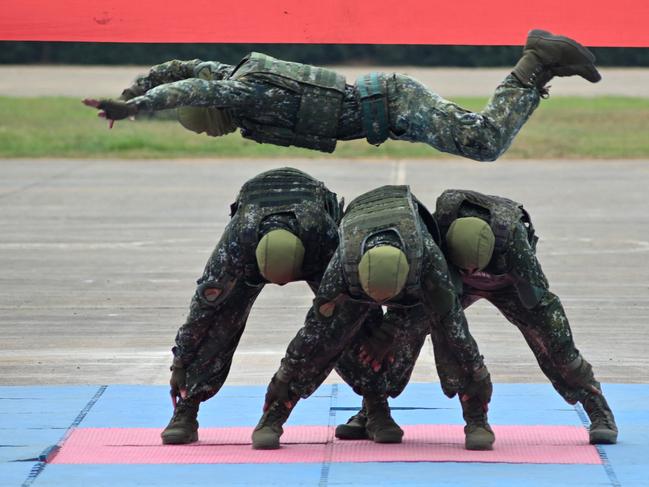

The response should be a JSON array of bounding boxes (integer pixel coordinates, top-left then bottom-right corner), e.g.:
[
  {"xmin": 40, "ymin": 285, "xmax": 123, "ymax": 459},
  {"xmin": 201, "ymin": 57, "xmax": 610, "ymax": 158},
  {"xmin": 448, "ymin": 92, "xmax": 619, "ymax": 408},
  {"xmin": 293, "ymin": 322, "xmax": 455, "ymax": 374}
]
[{"xmin": 83, "ymin": 30, "xmax": 600, "ymax": 162}]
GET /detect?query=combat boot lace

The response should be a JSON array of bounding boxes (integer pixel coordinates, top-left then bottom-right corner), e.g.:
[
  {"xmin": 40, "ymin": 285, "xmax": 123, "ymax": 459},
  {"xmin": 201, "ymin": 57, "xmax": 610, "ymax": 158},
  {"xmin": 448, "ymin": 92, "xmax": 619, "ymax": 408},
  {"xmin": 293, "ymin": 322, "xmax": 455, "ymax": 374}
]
[
  {"xmin": 335, "ymin": 407, "xmax": 369, "ymax": 440},
  {"xmin": 512, "ymin": 29, "xmax": 601, "ymax": 94},
  {"xmin": 160, "ymin": 400, "xmax": 199, "ymax": 445},
  {"xmin": 364, "ymin": 396, "xmax": 404, "ymax": 444},
  {"xmin": 583, "ymin": 394, "xmax": 618, "ymax": 444},
  {"xmin": 251, "ymin": 402, "xmax": 291, "ymax": 450},
  {"xmin": 462, "ymin": 397, "xmax": 495, "ymax": 450}
]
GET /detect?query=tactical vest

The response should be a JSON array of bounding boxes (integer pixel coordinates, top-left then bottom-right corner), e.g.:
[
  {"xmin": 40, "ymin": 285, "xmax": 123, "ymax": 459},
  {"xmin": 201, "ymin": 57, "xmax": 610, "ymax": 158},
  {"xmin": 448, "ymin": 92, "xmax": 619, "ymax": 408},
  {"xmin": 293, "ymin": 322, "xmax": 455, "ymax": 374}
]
[
  {"xmin": 339, "ymin": 185, "xmax": 424, "ymax": 300},
  {"xmin": 435, "ymin": 189, "xmax": 537, "ymax": 259},
  {"xmin": 230, "ymin": 53, "xmax": 346, "ymax": 153},
  {"xmin": 233, "ymin": 167, "xmax": 338, "ymax": 279},
  {"xmin": 435, "ymin": 189, "xmax": 542, "ymax": 308}
]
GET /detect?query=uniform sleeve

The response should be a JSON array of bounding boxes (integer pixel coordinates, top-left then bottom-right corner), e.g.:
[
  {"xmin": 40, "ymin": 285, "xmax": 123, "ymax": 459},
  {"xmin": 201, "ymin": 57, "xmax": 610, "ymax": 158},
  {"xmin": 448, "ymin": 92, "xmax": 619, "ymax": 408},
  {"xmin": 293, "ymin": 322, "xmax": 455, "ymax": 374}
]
[
  {"xmin": 421, "ymin": 236, "xmax": 485, "ymax": 374},
  {"xmin": 128, "ymin": 78, "xmax": 257, "ymax": 112},
  {"xmin": 123, "ymin": 59, "xmax": 235, "ymax": 97},
  {"xmin": 508, "ymin": 222, "xmax": 550, "ymax": 309}
]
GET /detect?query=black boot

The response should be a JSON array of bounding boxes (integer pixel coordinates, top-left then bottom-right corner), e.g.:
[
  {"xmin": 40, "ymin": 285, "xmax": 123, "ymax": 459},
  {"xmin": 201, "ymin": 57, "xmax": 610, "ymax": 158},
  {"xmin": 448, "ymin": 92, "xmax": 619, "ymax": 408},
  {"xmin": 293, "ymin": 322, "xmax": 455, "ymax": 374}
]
[
  {"xmin": 251, "ymin": 402, "xmax": 291, "ymax": 450},
  {"xmin": 160, "ymin": 399, "xmax": 199, "ymax": 445},
  {"xmin": 461, "ymin": 397, "xmax": 495, "ymax": 451},
  {"xmin": 335, "ymin": 407, "xmax": 369, "ymax": 440},
  {"xmin": 582, "ymin": 393, "xmax": 618, "ymax": 444},
  {"xmin": 364, "ymin": 396, "xmax": 403, "ymax": 444},
  {"xmin": 512, "ymin": 29, "xmax": 601, "ymax": 92}
]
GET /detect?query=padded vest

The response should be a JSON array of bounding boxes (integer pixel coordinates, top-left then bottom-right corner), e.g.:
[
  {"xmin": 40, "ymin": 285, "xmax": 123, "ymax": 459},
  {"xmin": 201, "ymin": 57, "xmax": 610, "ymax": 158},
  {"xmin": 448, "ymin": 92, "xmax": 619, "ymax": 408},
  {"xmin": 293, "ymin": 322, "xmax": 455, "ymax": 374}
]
[
  {"xmin": 230, "ymin": 53, "xmax": 346, "ymax": 153},
  {"xmin": 435, "ymin": 189, "xmax": 537, "ymax": 259},
  {"xmin": 233, "ymin": 168, "xmax": 338, "ymax": 278},
  {"xmin": 340, "ymin": 185, "xmax": 424, "ymax": 299}
]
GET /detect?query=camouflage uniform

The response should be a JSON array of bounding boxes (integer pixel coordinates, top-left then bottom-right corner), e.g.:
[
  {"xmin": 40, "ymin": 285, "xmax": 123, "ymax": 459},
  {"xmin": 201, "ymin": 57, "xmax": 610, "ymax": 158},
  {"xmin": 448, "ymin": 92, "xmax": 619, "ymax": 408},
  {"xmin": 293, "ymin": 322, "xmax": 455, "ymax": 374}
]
[
  {"xmin": 119, "ymin": 53, "xmax": 539, "ymax": 160},
  {"xmin": 271, "ymin": 186, "xmax": 487, "ymax": 404},
  {"xmin": 342, "ymin": 189, "xmax": 609, "ymax": 405},
  {"xmin": 173, "ymin": 167, "xmax": 342, "ymax": 403}
]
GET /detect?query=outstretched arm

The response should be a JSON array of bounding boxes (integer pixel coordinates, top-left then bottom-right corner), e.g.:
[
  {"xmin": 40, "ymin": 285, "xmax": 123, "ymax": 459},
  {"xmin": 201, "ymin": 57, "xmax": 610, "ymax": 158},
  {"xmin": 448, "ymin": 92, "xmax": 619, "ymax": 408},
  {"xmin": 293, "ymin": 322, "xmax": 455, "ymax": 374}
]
[{"xmin": 120, "ymin": 59, "xmax": 235, "ymax": 100}]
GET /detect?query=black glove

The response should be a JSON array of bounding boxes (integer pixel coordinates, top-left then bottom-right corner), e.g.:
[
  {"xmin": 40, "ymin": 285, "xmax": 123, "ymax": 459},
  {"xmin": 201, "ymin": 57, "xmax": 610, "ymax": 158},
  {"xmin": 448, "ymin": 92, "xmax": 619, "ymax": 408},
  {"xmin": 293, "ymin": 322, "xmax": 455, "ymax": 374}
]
[
  {"xmin": 359, "ymin": 321, "xmax": 398, "ymax": 372},
  {"xmin": 563, "ymin": 356, "xmax": 601, "ymax": 395},
  {"xmin": 263, "ymin": 371, "xmax": 296, "ymax": 411},
  {"xmin": 97, "ymin": 99, "xmax": 138, "ymax": 120},
  {"xmin": 169, "ymin": 357, "xmax": 187, "ymax": 407},
  {"xmin": 461, "ymin": 367, "xmax": 493, "ymax": 406}
]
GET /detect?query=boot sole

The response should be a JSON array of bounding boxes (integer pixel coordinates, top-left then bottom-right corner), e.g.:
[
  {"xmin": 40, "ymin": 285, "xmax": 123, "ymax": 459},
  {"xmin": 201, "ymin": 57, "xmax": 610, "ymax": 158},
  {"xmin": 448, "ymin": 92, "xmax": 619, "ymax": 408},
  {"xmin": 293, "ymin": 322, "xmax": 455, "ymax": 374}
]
[
  {"xmin": 335, "ymin": 424, "xmax": 369, "ymax": 440},
  {"xmin": 589, "ymin": 430, "xmax": 618, "ymax": 445},
  {"xmin": 367, "ymin": 431, "xmax": 404, "ymax": 444},
  {"xmin": 251, "ymin": 441, "xmax": 280, "ymax": 450},
  {"xmin": 161, "ymin": 431, "xmax": 198, "ymax": 445},
  {"xmin": 465, "ymin": 440, "xmax": 494, "ymax": 451}
]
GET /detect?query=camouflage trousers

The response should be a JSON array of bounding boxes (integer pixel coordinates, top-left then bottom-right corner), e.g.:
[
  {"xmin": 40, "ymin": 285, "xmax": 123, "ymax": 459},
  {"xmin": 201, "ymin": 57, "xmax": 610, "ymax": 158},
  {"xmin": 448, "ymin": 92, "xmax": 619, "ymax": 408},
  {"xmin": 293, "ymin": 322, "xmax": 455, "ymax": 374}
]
[
  {"xmin": 175, "ymin": 280, "xmax": 263, "ymax": 403},
  {"xmin": 336, "ymin": 287, "xmax": 597, "ymax": 406},
  {"xmin": 386, "ymin": 74, "xmax": 540, "ymax": 161}
]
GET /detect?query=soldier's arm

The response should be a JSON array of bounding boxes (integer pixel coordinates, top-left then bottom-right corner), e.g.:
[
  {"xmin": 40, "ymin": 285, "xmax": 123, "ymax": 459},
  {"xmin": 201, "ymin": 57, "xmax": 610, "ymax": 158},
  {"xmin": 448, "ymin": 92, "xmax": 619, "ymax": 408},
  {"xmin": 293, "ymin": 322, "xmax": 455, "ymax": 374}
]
[
  {"xmin": 421, "ymin": 238, "xmax": 485, "ymax": 375},
  {"xmin": 508, "ymin": 222, "xmax": 550, "ymax": 309},
  {"xmin": 121, "ymin": 59, "xmax": 234, "ymax": 99}
]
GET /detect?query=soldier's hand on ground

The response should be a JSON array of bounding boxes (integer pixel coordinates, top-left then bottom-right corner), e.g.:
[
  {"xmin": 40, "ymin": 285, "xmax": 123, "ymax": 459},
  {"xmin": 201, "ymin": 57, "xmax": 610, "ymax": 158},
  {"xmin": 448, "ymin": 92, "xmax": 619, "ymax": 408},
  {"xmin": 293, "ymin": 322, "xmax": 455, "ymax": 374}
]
[
  {"xmin": 169, "ymin": 359, "xmax": 187, "ymax": 407},
  {"xmin": 461, "ymin": 367, "xmax": 493, "ymax": 409},
  {"xmin": 263, "ymin": 375, "xmax": 294, "ymax": 412},
  {"xmin": 358, "ymin": 325, "xmax": 396, "ymax": 372},
  {"xmin": 82, "ymin": 98, "xmax": 138, "ymax": 127},
  {"xmin": 564, "ymin": 357, "xmax": 602, "ymax": 395}
]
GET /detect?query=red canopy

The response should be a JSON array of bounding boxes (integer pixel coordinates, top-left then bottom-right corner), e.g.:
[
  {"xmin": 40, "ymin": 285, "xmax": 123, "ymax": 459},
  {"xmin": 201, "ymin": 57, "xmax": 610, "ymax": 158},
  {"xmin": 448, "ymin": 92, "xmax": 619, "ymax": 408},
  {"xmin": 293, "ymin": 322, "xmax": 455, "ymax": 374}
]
[{"xmin": 2, "ymin": 0, "xmax": 648, "ymax": 47}]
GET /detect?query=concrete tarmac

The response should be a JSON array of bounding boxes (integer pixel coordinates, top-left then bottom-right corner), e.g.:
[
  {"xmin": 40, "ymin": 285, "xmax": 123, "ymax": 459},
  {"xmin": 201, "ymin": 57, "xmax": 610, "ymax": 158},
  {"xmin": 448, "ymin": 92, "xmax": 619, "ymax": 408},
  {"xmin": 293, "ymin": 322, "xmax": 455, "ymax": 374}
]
[{"xmin": 1, "ymin": 158, "xmax": 648, "ymax": 387}]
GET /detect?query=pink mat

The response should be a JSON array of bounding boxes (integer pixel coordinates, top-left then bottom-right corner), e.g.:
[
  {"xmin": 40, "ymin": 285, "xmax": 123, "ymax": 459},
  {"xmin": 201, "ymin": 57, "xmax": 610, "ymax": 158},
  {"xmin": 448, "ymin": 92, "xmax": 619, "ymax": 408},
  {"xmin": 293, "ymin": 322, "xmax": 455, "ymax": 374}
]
[{"xmin": 50, "ymin": 425, "xmax": 601, "ymax": 465}]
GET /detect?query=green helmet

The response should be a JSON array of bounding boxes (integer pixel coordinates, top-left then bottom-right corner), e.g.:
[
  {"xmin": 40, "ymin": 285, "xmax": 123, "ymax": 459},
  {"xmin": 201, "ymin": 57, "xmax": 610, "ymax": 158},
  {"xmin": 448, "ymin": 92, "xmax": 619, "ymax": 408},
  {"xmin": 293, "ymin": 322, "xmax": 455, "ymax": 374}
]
[
  {"xmin": 358, "ymin": 245, "xmax": 410, "ymax": 302},
  {"xmin": 445, "ymin": 217, "xmax": 495, "ymax": 272},
  {"xmin": 255, "ymin": 229, "xmax": 305, "ymax": 285}
]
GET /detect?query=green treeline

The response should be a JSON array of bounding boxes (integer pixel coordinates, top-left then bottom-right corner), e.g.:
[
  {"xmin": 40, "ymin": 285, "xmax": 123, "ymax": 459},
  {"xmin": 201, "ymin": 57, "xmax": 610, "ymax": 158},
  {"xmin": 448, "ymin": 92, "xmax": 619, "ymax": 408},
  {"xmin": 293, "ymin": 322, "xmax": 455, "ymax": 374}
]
[{"xmin": 2, "ymin": 41, "xmax": 649, "ymax": 66}]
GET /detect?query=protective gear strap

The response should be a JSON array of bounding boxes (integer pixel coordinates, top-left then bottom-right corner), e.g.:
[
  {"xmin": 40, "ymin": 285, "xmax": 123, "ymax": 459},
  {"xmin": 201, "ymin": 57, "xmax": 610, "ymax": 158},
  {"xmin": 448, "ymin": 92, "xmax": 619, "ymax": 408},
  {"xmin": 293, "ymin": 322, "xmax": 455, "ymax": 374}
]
[{"xmin": 355, "ymin": 72, "xmax": 389, "ymax": 146}]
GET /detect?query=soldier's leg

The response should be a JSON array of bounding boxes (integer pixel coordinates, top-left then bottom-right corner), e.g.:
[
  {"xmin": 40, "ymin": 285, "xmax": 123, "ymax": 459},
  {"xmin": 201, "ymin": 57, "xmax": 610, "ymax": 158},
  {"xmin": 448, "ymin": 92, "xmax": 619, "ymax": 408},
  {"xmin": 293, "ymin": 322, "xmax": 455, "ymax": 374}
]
[
  {"xmin": 488, "ymin": 288, "xmax": 617, "ymax": 444},
  {"xmin": 387, "ymin": 73, "xmax": 540, "ymax": 162},
  {"xmin": 334, "ymin": 307, "xmax": 429, "ymax": 442},
  {"xmin": 162, "ymin": 278, "xmax": 263, "ymax": 444},
  {"xmin": 252, "ymin": 302, "xmax": 372, "ymax": 449}
]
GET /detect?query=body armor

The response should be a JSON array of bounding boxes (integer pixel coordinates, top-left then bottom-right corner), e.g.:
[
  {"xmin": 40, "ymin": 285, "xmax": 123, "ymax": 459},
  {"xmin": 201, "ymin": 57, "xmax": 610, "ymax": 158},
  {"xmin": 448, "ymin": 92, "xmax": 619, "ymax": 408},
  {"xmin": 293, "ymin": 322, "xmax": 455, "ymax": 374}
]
[
  {"xmin": 230, "ymin": 53, "xmax": 346, "ymax": 153},
  {"xmin": 435, "ymin": 189, "xmax": 542, "ymax": 308},
  {"xmin": 340, "ymin": 185, "xmax": 424, "ymax": 301},
  {"xmin": 232, "ymin": 168, "xmax": 338, "ymax": 278}
]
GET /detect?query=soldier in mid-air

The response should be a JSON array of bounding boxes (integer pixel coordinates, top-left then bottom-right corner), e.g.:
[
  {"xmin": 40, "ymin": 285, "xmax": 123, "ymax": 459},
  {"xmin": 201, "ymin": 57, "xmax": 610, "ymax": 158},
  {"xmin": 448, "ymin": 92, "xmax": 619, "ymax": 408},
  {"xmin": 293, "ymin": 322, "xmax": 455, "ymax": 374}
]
[
  {"xmin": 251, "ymin": 185, "xmax": 495, "ymax": 451},
  {"xmin": 83, "ymin": 29, "xmax": 600, "ymax": 162},
  {"xmin": 160, "ymin": 167, "xmax": 343, "ymax": 445},
  {"xmin": 335, "ymin": 189, "xmax": 618, "ymax": 445}
]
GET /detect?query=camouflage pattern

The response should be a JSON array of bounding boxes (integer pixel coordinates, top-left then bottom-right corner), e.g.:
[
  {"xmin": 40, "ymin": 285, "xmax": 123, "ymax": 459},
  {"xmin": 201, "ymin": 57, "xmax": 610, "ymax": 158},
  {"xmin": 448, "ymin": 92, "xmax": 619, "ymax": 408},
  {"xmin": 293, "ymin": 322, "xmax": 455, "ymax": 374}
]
[
  {"xmin": 119, "ymin": 56, "xmax": 540, "ymax": 160},
  {"xmin": 337, "ymin": 190, "xmax": 601, "ymax": 407},
  {"xmin": 271, "ymin": 188, "xmax": 487, "ymax": 404},
  {"xmin": 385, "ymin": 73, "xmax": 540, "ymax": 161},
  {"xmin": 173, "ymin": 168, "xmax": 340, "ymax": 403}
]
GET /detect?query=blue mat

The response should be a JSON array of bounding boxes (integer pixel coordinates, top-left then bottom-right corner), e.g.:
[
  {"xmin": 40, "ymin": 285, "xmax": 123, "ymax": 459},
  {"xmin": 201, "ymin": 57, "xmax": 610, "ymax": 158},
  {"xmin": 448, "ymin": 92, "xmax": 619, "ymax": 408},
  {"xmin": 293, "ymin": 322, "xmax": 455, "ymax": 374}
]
[{"xmin": 0, "ymin": 383, "xmax": 646, "ymax": 487}]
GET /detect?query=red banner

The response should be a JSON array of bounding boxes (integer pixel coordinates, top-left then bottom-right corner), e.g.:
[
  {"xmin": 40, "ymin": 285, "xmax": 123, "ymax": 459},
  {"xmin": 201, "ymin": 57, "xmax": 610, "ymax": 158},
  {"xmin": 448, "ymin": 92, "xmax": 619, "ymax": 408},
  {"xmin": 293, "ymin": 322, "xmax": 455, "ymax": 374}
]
[{"xmin": 1, "ymin": 0, "xmax": 648, "ymax": 47}]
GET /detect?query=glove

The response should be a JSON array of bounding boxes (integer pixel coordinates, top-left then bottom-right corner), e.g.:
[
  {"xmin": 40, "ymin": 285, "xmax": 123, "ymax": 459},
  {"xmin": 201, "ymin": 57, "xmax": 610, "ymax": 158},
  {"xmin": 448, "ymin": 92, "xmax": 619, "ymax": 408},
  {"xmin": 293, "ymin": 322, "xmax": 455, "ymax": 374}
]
[
  {"xmin": 263, "ymin": 373, "xmax": 295, "ymax": 412},
  {"xmin": 82, "ymin": 98, "xmax": 138, "ymax": 121},
  {"xmin": 98, "ymin": 99, "xmax": 138, "ymax": 120},
  {"xmin": 358, "ymin": 321, "xmax": 398, "ymax": 372},
  {"xmin": 169, "ymin": 357, "xmax": 187, "ymax": 407},
  {"xmin": 461, "ymin": 367, "xmax": 493, "ymax": 407},
  {"xmin": 563, "ymin": 356, "xmax": 601, "ymax": 395}
]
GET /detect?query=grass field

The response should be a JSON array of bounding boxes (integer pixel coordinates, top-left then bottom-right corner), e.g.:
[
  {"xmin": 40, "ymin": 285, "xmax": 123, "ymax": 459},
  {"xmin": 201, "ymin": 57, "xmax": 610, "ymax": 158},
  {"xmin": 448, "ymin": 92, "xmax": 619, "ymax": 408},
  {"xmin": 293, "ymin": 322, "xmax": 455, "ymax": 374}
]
[{"xmin": 1, "ymin": 96, "xmax": 648, "ymax": 159}]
